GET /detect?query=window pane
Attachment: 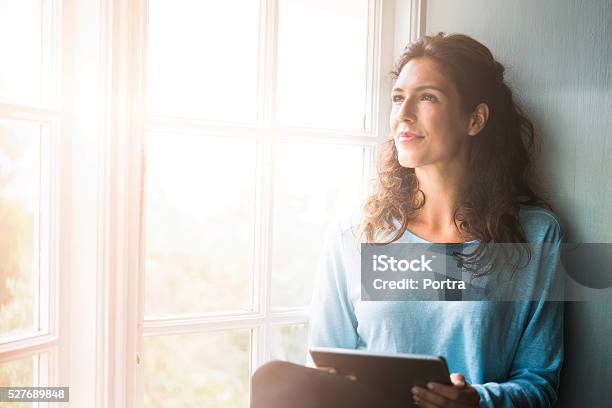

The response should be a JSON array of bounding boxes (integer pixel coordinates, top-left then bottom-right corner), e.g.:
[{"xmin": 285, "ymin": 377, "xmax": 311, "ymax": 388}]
[
  {"xmin": 276, "ymin": 0, "xmax": 369, "ymax": 131},
  {"xmin": 145, "ymin": 133, "xmax": 256, "ymax": 317},
  {"xmin": 271, "ymin": 141, "xmax": 364, "ymax": 307},
  {"xmin": 0, "ymin": 354, "xmax": 36, "ymax": 408},
  {"xmin": 144, "ymin": 330, "xmax": 250, "ymax": 408},
  {"xmin": 0, "ymin": 120, "xmax": 40, "ymax": 341},
  {"xmin": 0, "ymin": 0, "xmax": 42, "ymax": 104},
  {"xmin": 270, "ymin": 323, "xmax": 309, "ymax": 365},
  {"xmin": 147, "ymin": 0, "xmax": 260, "ymax": 122}
]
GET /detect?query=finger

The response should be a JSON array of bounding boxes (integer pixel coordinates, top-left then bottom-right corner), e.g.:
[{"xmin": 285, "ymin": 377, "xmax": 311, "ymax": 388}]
[
  {"xmin": 413, "ymin": 394, "xmax": 441, "ymax": 408},
  {"xmin": 412, "ymin": 386, "xmax": 454, "ymax": 408},
  {"xmin": 450, "ymin": 373, "xmax": 466, "ymax": 387},
  {"xmin": 426, "ymin": 383, "xmax": 462, "ymax": 401},
  {"xmin": 428, "ymin": 382, "xmax": 481, "ymax": 405}
]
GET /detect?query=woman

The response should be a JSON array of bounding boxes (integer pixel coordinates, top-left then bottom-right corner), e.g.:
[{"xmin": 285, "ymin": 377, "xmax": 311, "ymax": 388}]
[{"xmin": 252, "ymin": 33, "xmax": 564, "ymax": 408}]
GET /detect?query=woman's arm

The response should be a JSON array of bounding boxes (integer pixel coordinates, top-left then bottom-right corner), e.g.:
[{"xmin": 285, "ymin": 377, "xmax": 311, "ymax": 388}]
[
  {"xmin": 471, "ymin": 300, "xmax": 563, "ymax": 407},
  {"xmin": 306, "ymin": 221, "xmax": 359, "ymax": 367},
  {"xmin": 472, "ymin": 231, "xmax": 565, "ymax": 408}
]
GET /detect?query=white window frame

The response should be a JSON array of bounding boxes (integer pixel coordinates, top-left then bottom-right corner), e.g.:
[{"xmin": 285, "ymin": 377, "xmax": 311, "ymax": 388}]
[
  {"xmin": 0, "ymin": 0, "xmax": 63, "ymax": 402},
  {"xmin": 0, "ymin": 1, "xmax": 114, "ymax": 406},
  {"xmin": 97, "ymin": 0, "xmax": 427, "ymax": 407}
]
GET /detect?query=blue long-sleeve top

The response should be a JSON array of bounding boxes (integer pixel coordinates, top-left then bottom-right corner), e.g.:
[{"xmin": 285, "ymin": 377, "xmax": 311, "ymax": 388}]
[{"xmin": 308, "ymin": 205, "xmax": 564, "ymax": 407}]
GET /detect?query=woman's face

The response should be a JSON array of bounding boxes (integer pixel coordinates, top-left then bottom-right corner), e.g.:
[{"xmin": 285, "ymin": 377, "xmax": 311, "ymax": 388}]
[{"xmin": 389, "ymin": 57, "xmax": 472, "ymax": 169}]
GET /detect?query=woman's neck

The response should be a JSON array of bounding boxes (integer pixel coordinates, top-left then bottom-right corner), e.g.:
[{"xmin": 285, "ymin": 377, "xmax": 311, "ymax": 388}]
[{"xmin": 412, "ymin": 162, "xmax": 468, "ymax": 235}]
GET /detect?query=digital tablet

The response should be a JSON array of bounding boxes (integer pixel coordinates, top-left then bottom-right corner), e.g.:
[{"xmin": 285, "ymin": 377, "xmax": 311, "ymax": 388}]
[{"xmin": 310, "ymin": 347, "xmax": 451, "ymax": 407}]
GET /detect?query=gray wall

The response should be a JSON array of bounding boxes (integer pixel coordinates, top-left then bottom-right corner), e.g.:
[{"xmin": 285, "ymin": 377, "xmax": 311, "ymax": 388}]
[{"xmin": 424, "ymin": 0, "xmax": 612, "ymax": 406}]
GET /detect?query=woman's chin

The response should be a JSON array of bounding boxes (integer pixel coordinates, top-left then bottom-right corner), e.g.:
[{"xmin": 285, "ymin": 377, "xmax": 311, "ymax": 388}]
[{"xmin": 397, "ymin": 153, "xmax": 421, "ymax": 168}]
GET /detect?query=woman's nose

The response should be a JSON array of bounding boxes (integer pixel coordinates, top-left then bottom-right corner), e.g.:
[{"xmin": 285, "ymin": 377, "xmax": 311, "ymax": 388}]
[{"xmin": 396, "ymin": 99, "xmax": 416, "ymax": 123}]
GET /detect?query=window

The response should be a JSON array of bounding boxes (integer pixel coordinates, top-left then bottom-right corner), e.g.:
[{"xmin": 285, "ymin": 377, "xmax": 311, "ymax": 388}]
[
  {"xmin": 135, "ymin": 0, "xmax": 394, "ymax": 406},
  {"xmin": 1, "ymin": 0, "xmax": 414, "ymax": 406},
  {"xmin": 0, "ymin": 0, "xmax": 61, "ymax": 398}
]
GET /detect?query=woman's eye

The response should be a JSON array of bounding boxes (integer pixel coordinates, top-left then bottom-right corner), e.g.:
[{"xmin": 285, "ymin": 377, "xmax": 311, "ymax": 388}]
[
  {"xmin": 421, "ymin": 94, "xmax": 438, "ymax": 102},
  {"xmin": 392, "ymin": 94, "xmax": 437, "ymax": 103}
]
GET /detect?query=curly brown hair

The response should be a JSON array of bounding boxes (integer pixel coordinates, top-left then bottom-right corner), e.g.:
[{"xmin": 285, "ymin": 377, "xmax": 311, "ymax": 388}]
[{"xmin": 360, "ymin": 32, "xmax": 551, "ymax": 276}]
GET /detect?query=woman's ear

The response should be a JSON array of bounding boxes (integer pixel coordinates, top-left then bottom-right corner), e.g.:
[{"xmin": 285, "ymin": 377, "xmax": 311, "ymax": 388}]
[{"xmin": 467, "ymin": 103, "xmax": 490, "ymax": 136}]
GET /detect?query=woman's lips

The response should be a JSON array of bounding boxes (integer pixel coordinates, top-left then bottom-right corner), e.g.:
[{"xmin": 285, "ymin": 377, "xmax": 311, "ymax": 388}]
[{"xmin": 397, "ymin": 131, "xmax": 424, "ymax": 143}]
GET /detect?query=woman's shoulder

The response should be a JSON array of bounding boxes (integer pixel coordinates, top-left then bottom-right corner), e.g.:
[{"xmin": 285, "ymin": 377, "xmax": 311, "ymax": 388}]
[
  {"xmin": 518, "ymin": 205, "xmax": 565, "ymax": 243},
  {"xmin": 325, "ymin": 206, "xmax": 365, "ymax": 242},
  {"xmin": 331, "ymin": 207, "xmax": 362, "ymax": 236}
]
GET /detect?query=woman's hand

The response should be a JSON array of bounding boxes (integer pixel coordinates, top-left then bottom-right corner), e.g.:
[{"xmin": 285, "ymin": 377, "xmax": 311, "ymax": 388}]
[{"xmin": 411, "ymin": 373, "xmax": 480, "ymax": 407}]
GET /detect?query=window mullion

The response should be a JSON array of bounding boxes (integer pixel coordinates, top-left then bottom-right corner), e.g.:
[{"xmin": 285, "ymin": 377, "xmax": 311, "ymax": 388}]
[
  {"xmin": 0, "ymin": 333, "xmax": 57, "ymax": 362},
  {"xmin": 253, "ymin": 0, "xmax": 280, "ymax": 373},
  {"xmin": 41, "ymin": 0, "xmax": 62, "ymax": 109},
  {"xmin": 144, "ymin": 316, "xmax": 267, "ymax": 337},
  {"xmin": 147, "ymin": 116, "xmax": 384, "ymax": 141},
  {"xmin": 0, "ymin": 103, "xmax": 60, "ymax": 122},
  {"xmin": 97, "ymin": 0, "xmax": 148, "ymax": 406},
  {"xmin": 364, "ymin": 0, "xmax": 380, "ymax": 134}
]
